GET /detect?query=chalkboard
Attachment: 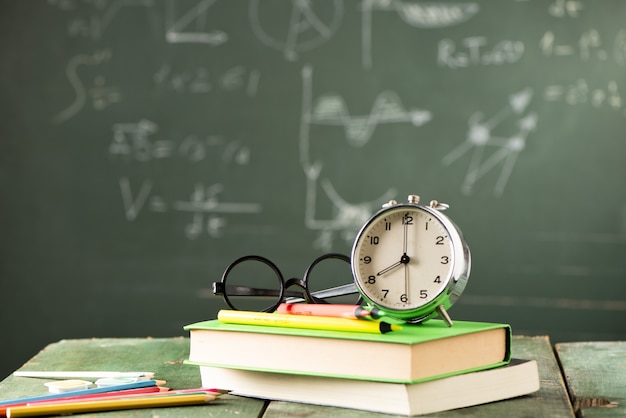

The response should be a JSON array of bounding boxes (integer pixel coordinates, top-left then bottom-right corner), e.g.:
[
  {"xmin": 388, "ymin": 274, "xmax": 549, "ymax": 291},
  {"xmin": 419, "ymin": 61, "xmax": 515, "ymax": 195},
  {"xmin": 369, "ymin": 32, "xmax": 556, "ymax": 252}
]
[{"xmin": 1, "ymin": 1, "xmax": 625, "ymax": 378}]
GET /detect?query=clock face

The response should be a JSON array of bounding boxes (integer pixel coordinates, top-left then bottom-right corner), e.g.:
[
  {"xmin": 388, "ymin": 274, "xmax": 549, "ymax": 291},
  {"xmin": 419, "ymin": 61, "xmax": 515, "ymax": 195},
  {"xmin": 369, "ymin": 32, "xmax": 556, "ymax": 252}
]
[{"xmin": 352, "ymin": 206, "xmax": 455, "ymax": 313}]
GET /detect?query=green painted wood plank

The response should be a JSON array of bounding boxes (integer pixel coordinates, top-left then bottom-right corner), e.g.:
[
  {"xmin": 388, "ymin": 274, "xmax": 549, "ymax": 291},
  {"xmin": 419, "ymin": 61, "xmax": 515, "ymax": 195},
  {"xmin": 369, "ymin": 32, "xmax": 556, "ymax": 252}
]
[
  {"xmin": 556, "ymin": 341, "xmax": 626, "ymax": 418},
  {"xmin": 262, "ymin": 335, "xmax": 575, "ymax": 417},
  {"xmin": 0, "ymin": 338, "xmax": 267, "ymax": 417},
  {"xmin": 0, "ymin": 336, "xmax": 580, "ymax": 417}
]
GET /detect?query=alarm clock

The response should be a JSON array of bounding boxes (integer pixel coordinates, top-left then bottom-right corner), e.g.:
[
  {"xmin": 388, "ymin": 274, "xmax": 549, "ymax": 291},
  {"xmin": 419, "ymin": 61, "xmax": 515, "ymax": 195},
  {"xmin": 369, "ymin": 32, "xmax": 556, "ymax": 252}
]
[{"xmin": 351, "ymin": 194, "xmax": 470, "ymax": 326}]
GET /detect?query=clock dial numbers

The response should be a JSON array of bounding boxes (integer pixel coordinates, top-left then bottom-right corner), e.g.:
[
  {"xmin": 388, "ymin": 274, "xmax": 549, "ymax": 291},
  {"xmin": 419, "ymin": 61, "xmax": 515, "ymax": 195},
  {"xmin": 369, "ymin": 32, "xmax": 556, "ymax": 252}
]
[{"xmin": 355, "ymin": 207, "xmax": 454, "ymax": 310}]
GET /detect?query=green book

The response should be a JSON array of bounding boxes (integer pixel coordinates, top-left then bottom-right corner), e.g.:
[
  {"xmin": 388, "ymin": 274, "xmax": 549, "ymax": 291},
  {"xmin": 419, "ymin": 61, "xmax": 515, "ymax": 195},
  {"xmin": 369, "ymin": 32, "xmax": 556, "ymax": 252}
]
[{"xmin": 185, "ymin": 319, "xmax": 511, "ymax": 384}]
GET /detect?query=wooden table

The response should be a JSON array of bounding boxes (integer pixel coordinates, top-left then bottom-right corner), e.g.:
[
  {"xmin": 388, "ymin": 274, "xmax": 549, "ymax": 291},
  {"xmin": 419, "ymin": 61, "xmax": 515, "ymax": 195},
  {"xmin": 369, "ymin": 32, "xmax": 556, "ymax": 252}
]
[
  {"xmin": 0, "ymin": 337, "xmax": 623, "ymax": 417},
  {"xmin": 555, "ymin": 341, "xmax": 625, "ymax": 418}
]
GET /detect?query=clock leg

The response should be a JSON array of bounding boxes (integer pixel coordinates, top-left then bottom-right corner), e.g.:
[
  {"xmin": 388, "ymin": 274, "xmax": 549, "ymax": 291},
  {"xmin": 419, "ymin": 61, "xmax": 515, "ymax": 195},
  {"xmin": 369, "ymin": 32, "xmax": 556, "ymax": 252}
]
[{"xmin": 437, "ymin": 305, "xmax": 453, "ymax": 327}]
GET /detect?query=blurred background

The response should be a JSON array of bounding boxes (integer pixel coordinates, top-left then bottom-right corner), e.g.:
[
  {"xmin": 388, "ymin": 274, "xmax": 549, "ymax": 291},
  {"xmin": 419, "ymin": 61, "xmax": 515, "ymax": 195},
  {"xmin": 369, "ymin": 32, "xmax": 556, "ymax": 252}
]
[{"xmin": 1, "ymin": 1, "xmax": 625, "ymax": 379}]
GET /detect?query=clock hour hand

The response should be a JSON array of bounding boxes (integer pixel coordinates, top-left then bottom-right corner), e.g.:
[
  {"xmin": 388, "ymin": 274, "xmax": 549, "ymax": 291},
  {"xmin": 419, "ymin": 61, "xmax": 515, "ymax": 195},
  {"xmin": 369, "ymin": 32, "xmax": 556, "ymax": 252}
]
[
  {"xmin": 377, "ymin": 254, "xmax": 410, "ymax": 276},
  {"xmin": 377, "ymin": 260, "xmax": 402, "ymax": 276}
]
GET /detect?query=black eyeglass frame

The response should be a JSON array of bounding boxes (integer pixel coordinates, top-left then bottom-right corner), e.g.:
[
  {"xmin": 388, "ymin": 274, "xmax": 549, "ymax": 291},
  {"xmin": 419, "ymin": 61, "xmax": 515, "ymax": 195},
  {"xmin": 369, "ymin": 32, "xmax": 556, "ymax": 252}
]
[{"xmin": 212, "ymin": 253, "xmax": 359, "ymax": 313}]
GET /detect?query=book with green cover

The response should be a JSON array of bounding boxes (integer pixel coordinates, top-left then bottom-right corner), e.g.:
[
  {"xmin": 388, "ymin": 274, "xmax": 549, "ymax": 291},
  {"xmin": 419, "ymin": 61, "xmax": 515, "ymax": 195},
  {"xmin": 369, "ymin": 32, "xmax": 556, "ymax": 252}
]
[{"xmin": 185, "ymin": 319, "xmax": 511, "ymax": 383}]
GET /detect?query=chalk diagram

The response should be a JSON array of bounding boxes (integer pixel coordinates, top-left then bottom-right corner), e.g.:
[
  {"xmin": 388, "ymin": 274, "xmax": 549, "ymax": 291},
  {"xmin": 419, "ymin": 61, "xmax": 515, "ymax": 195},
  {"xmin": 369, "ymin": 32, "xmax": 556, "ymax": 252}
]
[
  {"xmin": 300, "ymin": 65, "xmax": 433, "ymax": 251},
  {"xmin": 249, "ymin": 0, "xmax": 343, "ymax": 61},
  {"xmin": 165, "ymin": 0, "xmax": 228, "ymax": 45},
  {"xmin": 361, "ymin": 0, "xmax": 480, "ymax": 68},
  {"xmin": 53, "ymin": 0, "xmax": 154, "ymax": 40},
  {"xmin": 308, "ymin": 89, "xmax": 432, "ymax": 148},
  {"xmin": 442, "ymin": 88, "xmax": 538, "ymax": 197}
]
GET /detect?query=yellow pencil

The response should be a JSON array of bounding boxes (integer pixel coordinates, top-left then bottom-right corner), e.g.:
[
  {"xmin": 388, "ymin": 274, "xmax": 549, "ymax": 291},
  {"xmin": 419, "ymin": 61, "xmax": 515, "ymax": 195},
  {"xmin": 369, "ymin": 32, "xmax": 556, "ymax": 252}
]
[
  {"xmin": 218, "ymin": 309, "xmax": 402, "ymax": 334},
  {"xmin": 6, "ymin": 393, "xmax": 216, "ymax": 417}
]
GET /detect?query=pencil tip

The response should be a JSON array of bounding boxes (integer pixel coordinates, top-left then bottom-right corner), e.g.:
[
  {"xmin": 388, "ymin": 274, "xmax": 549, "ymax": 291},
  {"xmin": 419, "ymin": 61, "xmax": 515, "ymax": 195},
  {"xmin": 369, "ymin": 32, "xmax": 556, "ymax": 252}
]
[{"xmin": 211, "ymin": 388, "xmax": 231, "ymax": 394}]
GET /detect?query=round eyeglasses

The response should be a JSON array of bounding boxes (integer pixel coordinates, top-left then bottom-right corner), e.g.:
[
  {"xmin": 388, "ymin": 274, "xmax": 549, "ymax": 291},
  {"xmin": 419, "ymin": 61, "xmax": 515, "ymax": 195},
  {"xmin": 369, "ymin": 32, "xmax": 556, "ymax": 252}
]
[{"xmin": 212, "ymin": 253, "xmax": 360, "ymax": 313}]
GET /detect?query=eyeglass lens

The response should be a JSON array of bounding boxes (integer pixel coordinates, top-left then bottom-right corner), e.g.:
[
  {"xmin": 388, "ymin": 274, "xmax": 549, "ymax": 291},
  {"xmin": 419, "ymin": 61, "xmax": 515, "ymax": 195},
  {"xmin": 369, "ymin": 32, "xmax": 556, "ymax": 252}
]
[
  {"xmin": 302, "ymin": 254, "xmax": 360, "ymax": 305},
  {"xmin": 219, "ymin": 255, "xmax": 285, "ymax": 312}
]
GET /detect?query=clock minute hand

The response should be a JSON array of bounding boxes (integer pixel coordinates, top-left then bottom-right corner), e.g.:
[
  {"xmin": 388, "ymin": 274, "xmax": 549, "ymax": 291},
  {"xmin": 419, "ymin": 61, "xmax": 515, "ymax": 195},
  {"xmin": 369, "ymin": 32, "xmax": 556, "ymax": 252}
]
[
  {"xmin": 403, "ymin": 214, "xmax": 408, "ymax": 254},
  {"xmin": 403, "ymin": 214, "xmax": 410, "ymax": 300}
]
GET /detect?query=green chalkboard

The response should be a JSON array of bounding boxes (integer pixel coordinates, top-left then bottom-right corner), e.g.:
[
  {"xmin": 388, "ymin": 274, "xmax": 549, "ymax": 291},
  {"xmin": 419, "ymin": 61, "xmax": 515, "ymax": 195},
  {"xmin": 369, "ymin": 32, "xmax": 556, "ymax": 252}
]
[{"xmin": 1, "ymin": 1, "xmax": 625, "ymax": 379}]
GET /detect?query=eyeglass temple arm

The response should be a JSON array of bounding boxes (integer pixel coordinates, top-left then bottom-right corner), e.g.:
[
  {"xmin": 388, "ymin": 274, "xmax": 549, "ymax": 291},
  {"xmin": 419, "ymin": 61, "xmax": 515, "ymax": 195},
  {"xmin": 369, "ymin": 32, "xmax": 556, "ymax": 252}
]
[
  {"xmin": 284, "ymin": 283, "xmax": 358, "ymax": 304},
  {"xmin": 212, "ymin": 282, "xmax": 303, "ymax": 298}
]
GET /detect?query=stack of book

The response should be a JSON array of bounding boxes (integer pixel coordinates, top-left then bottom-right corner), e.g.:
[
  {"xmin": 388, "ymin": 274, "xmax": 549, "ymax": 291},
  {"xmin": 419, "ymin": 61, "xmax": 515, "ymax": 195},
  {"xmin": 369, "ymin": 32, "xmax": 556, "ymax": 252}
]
[{"xmin": 184, "ymin": 311, "xmax": 540, "ymax": 416}]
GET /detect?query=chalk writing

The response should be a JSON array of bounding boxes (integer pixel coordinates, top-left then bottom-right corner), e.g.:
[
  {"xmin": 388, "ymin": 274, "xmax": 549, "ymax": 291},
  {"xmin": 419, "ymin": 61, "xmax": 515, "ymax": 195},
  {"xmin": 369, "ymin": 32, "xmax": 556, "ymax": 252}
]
[
  {"xmin": 112, "ymin": 116, "xmax": 257, "ymax": 238},
  {"xmin": 540, "ymin": 28, "xmax": 626, "ymax": 65},
  {"xmin": 548, "ymin": 0, "xmax": 584, "ymax": 18},
  {"xmin": 544, "ymin": 79, "xmax": 623, "ymax": 112},
  {"xmin": 109, "ymin": 119, "xmax": 158, "ymax": 161},
  {"xmin": 49, "ymin": 0, "xmax": 154, "ymax": 40},
  {"xmin": 119, "ymin": 178, "xmax": 262, "ymax": 238},
  {"xmin": 438, "ymin": 36, "xmax": 524, "ymax": 68},
  {"xmin": 109, "ymin": 119, "xmax": 251, "ymax": 164},
  {"xmin": 153, "ymin": 64, "xmax": 260, "ymax": 97},
  {"xmin": 52, "ymin": 49, "xmax": 120, "ymax": 124},
  {"xmin": 174, "ymin": 183, "xmax": 262, "ymax": 239},
  {"xmin": 119, "ymin": 177, "xmax": 152, "ymax": 222},
  {"xmin": 153, "ymin": 66, "xmax": 211, "ymax": 94},
  {"xmin": 443, "ymin": 88, "xmax": 537, "ymax": 197}
]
